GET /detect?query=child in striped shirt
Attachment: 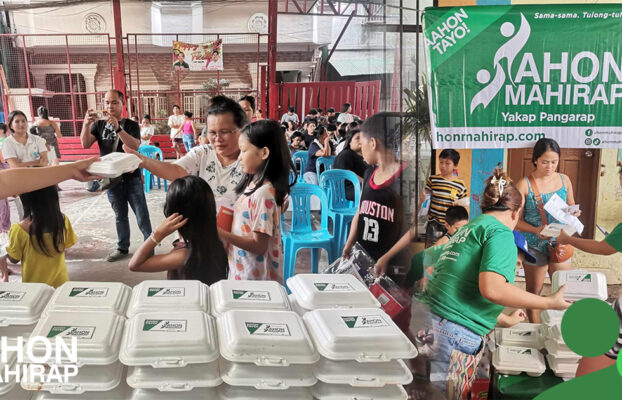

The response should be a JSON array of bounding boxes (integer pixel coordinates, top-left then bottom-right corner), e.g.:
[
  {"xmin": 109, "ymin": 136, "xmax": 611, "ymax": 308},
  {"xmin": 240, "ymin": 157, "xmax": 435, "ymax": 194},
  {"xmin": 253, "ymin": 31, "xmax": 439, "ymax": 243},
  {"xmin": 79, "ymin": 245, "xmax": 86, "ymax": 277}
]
[{"xmin": 423, "ymin": 149, "xmax": 468, "ymax": 247}]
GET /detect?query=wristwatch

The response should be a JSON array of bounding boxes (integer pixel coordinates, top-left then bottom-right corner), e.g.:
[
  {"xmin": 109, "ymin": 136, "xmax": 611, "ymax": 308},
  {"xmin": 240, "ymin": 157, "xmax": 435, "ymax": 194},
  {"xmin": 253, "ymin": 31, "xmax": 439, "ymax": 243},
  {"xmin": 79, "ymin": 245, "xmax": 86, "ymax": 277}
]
[{"xmin": 115, "ymin": 125, "xmax": 123, "ymax": 133}]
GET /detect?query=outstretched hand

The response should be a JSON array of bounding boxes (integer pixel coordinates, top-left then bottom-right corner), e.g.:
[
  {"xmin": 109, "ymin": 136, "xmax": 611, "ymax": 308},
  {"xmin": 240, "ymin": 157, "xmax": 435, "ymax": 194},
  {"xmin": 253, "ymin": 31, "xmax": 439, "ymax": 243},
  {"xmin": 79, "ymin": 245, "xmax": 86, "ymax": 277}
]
[{"xmin": 69, "ymin": 157, "xmax": 101, "ymax": 182}]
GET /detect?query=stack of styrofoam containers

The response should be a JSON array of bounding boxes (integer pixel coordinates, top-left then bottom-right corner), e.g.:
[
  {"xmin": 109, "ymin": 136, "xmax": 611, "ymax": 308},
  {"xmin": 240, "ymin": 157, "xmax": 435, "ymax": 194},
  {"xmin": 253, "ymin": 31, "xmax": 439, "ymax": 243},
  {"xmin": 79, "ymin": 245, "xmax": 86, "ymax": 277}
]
[
  {"xmin": 544, "ymin": 323, "xmax": 581, "ymax": 379},
  {"xmin": 492, "ymin": 323, "xmax": 547, "ymax": 377},
  {"xmin": 286, "ymin": 274, "xmax": 381, "ymax": 316},
  {"xmin": 551, "ymin": 270, "xmax": 608, "ymax": 301},
  {"xmin": 211, "ymin": 280, "xmax": 315, "ymax": 397},
  {"xmin": 120, "ymin": 280, "xmax": 221, "ymax": 398},
  {"xmin": 0, "ymin": 281, "xmax": 54, "ymax": 397},
  {"xmin": 304, "ymin": 308, "xmax": 417, "ymax": 400},
  {"xmin": 21, "ymin": 282, "xmax": 130, "ymax": 396}
]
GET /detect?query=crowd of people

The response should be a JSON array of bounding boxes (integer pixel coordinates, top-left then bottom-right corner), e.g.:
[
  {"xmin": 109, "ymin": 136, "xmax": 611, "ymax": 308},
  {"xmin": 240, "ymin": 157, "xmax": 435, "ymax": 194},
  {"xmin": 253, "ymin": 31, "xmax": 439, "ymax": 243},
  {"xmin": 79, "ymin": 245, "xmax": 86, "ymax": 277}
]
[{"xmin": 0, "ymin": 89, "xmax": 621, "ymax": 398}]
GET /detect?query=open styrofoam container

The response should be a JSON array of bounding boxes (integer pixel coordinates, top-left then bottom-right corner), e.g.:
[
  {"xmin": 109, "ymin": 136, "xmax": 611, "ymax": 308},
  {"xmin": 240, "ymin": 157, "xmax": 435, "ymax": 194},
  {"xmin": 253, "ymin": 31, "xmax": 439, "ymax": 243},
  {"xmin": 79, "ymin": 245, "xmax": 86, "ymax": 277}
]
[
  {"xmin": 127, "ymin": 280, "xmax": 209, "ymax": 318},
  {"xmin": 0, "ymin": 282, "xmax": 54, "ymax": 326},
  {"xmin": 28, "ymin": 311, "xmax": 125, "ymax": 367},
  {"xmin": 86, "ymin": 152, "xmax": 141, "ymax": 178},
  {"xmin": 495, "ymin": 323, "xmax": 545, "ymax": 349},
  {"xmin": 541, "ymin": 309, "xmax": 565, "ymax": 327},
  {"xmin": 303, "ymin": 308, "xmax": 417, "ymax": 362},
  {"xmin": 219, "ymin": 358, "xmax": 316, "ymax": 389},
  {"xmin": 31, "ymin": 382, "xmax": 131, "ymax": 399},
  {"xmin": 313, "ymin": 358, "xmax": 413, "ymax": 387},
  {"xmin": 127, "ymin": 361, "xmax": 221, "ymax": 391},
  {"xmin": 0, "ymin": 347, "xmax": 18, "ymax": 396},
  {"xmin": 492, "ymin": 346, "xmax": 546, "ymax": 377},
  {"xmin": 312, "ymin": 382, "xmax": 408, "ymax": 400},
  {"xmin": 120, "ymin": 311, "xmax": 218, "ymax": 368},
  {"xmin": 217, "ymin": 309, "xmax": 319, "ymax": 366},
  {"xmin": 218, "ymin": 385, "xmax": 313, "ymax": 399},
  {"xmin": 44, "ymin": 281, "xmax": 131, "ymax": 317},
  {"xmin": 287, "ymin": 274, "xmax": 381, "ymax": 312},
  {"xmin": 551, "ymin": 270, "xmax": 608, "ymax": 301},
  {"xmin": 21, "ymin": 362, "xmax": 124, "ymax": 394},
  {"xmin": 544, "ymin": 339, "xmax": 579, "ymax": 362},
  {"xmin": 546, "ymin": 354, "xmax": 578, "ymax": 379},
  {"xmin": 210, "ymin": 279, "xmax": 290, "ymax": 318}
]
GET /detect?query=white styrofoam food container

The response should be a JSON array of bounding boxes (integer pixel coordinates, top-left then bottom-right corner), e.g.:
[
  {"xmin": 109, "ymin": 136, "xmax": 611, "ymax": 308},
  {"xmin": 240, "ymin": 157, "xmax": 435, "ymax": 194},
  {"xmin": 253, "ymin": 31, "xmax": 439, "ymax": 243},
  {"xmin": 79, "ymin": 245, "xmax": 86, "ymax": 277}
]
[
  {"xmin": 0, "ymin": 347, "xmax": 17, "ymax": 396},
  {"xmin": 492, "ymin": 346, "xmax": 546, "ymax": 377},
  {"xmin": 218, "ymin": 385, "xmax": 313, "ymax": 400},
  {"xmin": 126, "ymin": 362, "xmax": 221, "ymax": 391},
  {"xmin": 0, "ymin": 282, "xmax": 54, "ymax": 326},
  {"xmin": 127, "ymin": 280, "xmax": 209, "ymax": 318},
  {"xmin": 86, "ymin": 152, "xmax": 141, "ymax": 178},
  {"xmin": 31, "ymin": 382, "xmax": 130, "ymax": 399},
  {"xmin": 219, "ymin": 359, "xmax": 316, "ymax": 390},
  {"xmin": 551, "ymin": 270, "xmax": 608, "ymax": 301},
  {"xmin": 28, "ymin": 311, "xmax": 125, "ymax": 367},
  {"xmin": 210, "ymin": 279, "xmax": 290, "ymax": 318},
  {"xmin": 544, "ymin": 339, "xmax": 580, "ymax": 362},
  {"xmin": 541, "ymin": 309, "xmax": 565, "ymax": 326},
  {"xmin": 217, "ymin": 309, "xmax": 319, "ymax": 366},
  {"xmin": 546, "ymin": 324, "xmax": 570, "ymax": 350},
  {"xmin": 495, "ymin": 323, "xmax": 545, "ymax": 349},
  {"xmin": 303, "ymin": 308, "xmax": 418, "ymax": 362},
  {"xmin": 44, "ymin": 281, "xmax": 131, "ymax": 317},
  {"xmin": 21, "ymin": 362, "xmax": 124, "ymax": 394},
  {"xmin": 287, "ymin": 274, "xmax": 380, "ymax": 311},
  {"xmin": 313, "ymin": 358, "xmax": 413, "ymax": 387},
  {"xmin": 312, "ymin": 382, "xmax": 408, "ymax": 400},
  {"xmin": 120, "ymin": 311, "xmax": 218, "ymax": 368},
  {"xmin": 546, "ymin": 354, "xmax": 578, "ymax": 379},
  {"xmin": 129, "ymin": 388, "xmax": 218, "ymax": 399}
]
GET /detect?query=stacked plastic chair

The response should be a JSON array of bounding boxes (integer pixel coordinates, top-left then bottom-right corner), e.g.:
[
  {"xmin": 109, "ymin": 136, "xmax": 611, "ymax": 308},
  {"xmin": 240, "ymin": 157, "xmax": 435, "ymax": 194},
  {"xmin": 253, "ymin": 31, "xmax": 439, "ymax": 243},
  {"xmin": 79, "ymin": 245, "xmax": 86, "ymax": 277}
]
[
  {"xmin": 138, "ymin": 145, "xmax": 167, "ymax": 193},
  {"xmin": 319, "ymin": 170, "xmax": 361, "ymax": 257}
]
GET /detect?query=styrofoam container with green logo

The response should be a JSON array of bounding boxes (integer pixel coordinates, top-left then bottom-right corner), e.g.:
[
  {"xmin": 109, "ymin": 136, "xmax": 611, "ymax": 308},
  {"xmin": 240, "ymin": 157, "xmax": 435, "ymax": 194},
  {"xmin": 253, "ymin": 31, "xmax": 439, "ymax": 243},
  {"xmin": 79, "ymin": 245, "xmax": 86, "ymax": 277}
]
[
  {"xmin": 0, "ymin": 344, "xmax": 18, "ymax": 396},
  {"xmin": 218, "ymin": 385, "xmax": 313, "ymax": 399},
  {"xmin": 127, "ymin": 280, "xmax": 209, "ymax": 318},
  {"xmin": 551, "ymin": 270, "xmax": 608, "ymax": 301},
  {"xmin": 129, "ymin": 387, "xmax": 218, "ymax": 399},
  {"xmin": 312, "ymin": 382, "xmax": 408, "ymax": 400},
  {"xmin": 287, "ymin": 274, "xmax": 380, "ymax": 312},
  {"xmin": 492, "ymin": 345, "xmax": 546, "ymax": 377},
  {"xmin": 495, "ymin": 323, "xmax": 545, "ymax": 349},
  {"xmin": 0, "ymin": 282, "xmax": 54, "ymax": 326},
  {"xmin": 31, "ymin": 381, "xmax": 130, "ymax": 399},
  {"xmin": 44, "ymin": 282, "xmax": 131, "ymax": 317},
  {"xmin": 546, "ymin": 354, "xmax": 578, "ymax": 379},
  {"xmin": 303, "ymin": 308, "xmax": 417, "ymax": 362},
  {"xmin": 217, "ymin": 309, "xmax": 318, "ymax": 366},
  {"xmin": 210, "ymin": 280, "xmax": 290, "ymax": 318},
  {"xmin": 28, "ymin": 311, "xmax": 125, "ymax": 367},
  {"xmin": 21, "ymin": 362, "xmax": 124, "ymax": 394},
  {"xmin": 219, "ymin": 358, "xmax": 316, "ymax": 389},
  {"xmin": 120, "ymin": 311, "xmax": 218, "ymax": 368},
  {"xmin": 126, "ymin": 362, "xmax": 221, "ymax": 391},
  {"xmin": 313, "ymin": 358, "xmax": 413, "ymax": 387}
]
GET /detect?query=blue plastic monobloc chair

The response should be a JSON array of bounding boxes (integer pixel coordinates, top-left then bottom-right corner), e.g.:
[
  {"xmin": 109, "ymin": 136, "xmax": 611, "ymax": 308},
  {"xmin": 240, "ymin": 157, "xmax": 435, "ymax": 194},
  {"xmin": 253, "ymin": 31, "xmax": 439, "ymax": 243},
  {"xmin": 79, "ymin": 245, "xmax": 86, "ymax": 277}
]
[
  {"xmin": 316, "ymin": 156, "xmax": 335, "ymax": 178},
  {"xmin": 138, "ymin": 145, "xmax": 167, "ymax": 193},
  {"xmin": 320, "ymin": 170, "xmax": 361, "ymax": 257},
  {"xmin": 292, "ymin": 151, "xmax": 308, "ymax": 183},
  {"xmin": 282, "ymin": 183, "xmax": 336, "ymax": 285}
]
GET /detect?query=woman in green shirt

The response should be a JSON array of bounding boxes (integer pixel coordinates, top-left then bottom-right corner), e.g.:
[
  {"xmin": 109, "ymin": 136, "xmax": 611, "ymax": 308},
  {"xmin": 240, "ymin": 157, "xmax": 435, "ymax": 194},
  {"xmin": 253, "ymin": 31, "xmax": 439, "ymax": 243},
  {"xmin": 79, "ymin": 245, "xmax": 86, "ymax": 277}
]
[{"xmin": 422, "ymin": 170, "xmax": 571, "ymax": 395}]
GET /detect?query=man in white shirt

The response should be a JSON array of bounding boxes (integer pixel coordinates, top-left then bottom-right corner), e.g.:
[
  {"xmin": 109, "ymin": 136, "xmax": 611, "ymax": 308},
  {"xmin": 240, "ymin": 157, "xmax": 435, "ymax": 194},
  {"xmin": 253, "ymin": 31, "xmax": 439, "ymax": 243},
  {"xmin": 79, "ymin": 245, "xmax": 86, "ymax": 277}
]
[
  {"xmin": 168, "ymin": 105, "xmax": 184, "ymax": 159},
  {"xmin": 127, "ymin": 95, "xmax": 246, "ymax": 210}
]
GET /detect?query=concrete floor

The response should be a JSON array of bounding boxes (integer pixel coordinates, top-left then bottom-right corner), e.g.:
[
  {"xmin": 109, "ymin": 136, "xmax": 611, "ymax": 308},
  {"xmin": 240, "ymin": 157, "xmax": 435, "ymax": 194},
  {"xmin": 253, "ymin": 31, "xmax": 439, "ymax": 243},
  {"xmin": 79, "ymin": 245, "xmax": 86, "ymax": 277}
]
[{"xmin": 5, "ymin": 178, "xmax": 315, "ymax": 286}]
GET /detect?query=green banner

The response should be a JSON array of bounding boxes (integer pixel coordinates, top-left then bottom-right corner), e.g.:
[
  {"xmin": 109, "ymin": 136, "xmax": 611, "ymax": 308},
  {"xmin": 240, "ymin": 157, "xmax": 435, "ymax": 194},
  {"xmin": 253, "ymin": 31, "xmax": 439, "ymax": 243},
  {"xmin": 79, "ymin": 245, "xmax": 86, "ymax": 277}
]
[{"xmin": 424, "ymin": 4, "xmax": 622, "ymax": 149}]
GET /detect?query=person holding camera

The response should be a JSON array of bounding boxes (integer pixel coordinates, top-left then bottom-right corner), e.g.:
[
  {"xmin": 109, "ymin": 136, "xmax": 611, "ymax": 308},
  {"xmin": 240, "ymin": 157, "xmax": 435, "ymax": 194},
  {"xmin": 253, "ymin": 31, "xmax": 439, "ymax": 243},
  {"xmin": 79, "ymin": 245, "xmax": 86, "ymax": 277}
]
[{"xmin": 80, "ymin": 89, "xmax": 152, "ymax": 262}]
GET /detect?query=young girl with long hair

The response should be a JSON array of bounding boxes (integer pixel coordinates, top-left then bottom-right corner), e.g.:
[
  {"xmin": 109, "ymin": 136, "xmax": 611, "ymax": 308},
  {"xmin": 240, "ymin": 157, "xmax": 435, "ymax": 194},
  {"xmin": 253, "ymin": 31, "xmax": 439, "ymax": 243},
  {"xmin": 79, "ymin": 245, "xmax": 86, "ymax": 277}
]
[
  {"xmin": 217, "ymin": 119, "xmax": 294, "ymax": 281},
  {"xmin": 128, "ymin": 175, "xmax": 228, "ymax": 285},
  {"xmin": 0, "ymin": 186, "xmax": 76, "ymax": 287}
]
